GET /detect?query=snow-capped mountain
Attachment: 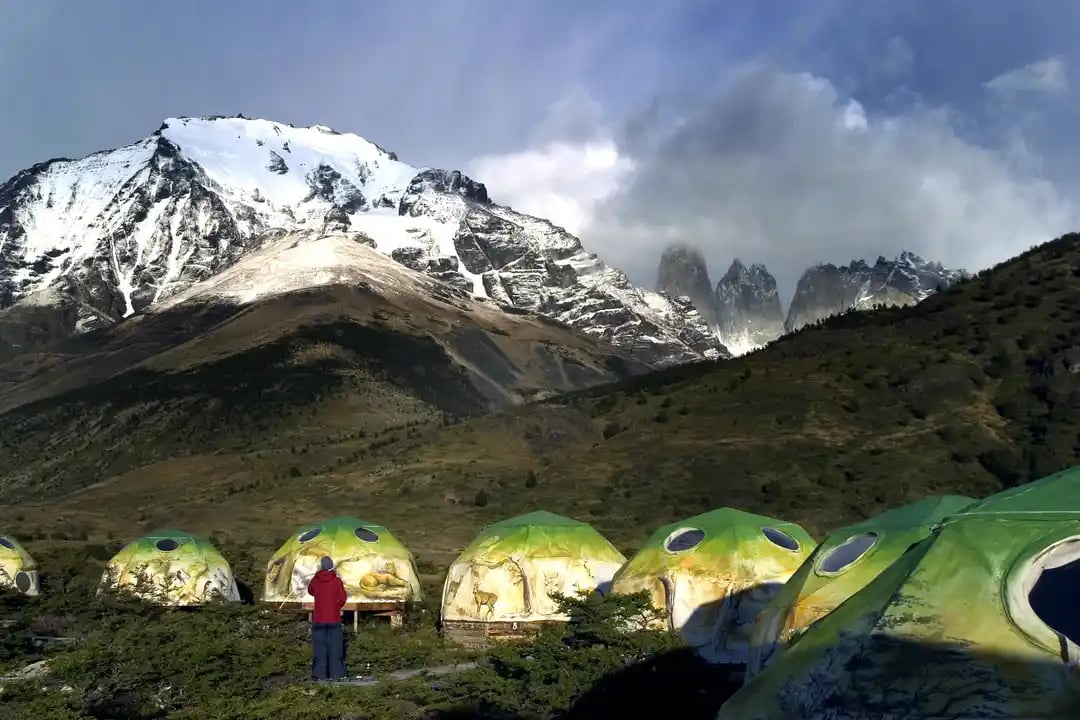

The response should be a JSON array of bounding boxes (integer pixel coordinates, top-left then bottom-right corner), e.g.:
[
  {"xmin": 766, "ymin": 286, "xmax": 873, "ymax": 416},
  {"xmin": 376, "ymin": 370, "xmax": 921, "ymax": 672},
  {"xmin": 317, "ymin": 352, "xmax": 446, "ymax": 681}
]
[
  {"xmin": 0, "ymin": 115, "xmax": 727, "ymax": 367},
  {"xmin": 784, "ymin": 252, "xmax": 968, "ymax": 332},
  {"xmin": 654, "ymin": 244, "xmax": 965, "ymax": 356},
  {"xmin": 656, "ymin": 248, "xmax": 783, "ymax": 356},
  {"xmin": 714, "ymin": 259, "xmax": 784, "ymax": 356}
]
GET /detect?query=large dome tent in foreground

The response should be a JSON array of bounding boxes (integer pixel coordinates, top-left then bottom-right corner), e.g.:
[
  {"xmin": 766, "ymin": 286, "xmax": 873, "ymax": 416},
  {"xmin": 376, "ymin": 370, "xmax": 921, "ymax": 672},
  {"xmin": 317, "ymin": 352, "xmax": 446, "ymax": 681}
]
[
  {"xmin": 0, "ymin": 534, "xmax": 39, "ymax": 595},
  {"xmin": 745, "ymin": 493, "xmax": 975, "ymax": 681},
  {"xmin": 611, "ymin": 507, "xmax": 815, "ymax": 664},
  {"xmin": 100, "ymin": 529, "xmax": 241, "ymax": 606},
  {"xmin": 441, "ymin": 511, "xmax": 626, "ymax": 644},
  {"xmin": 718, "ymin": 466, "xmax": 1080, "ymax": 720},
  {"xmin": 264, "ymin": 516, "xmax": 422, "ymax": 605}
]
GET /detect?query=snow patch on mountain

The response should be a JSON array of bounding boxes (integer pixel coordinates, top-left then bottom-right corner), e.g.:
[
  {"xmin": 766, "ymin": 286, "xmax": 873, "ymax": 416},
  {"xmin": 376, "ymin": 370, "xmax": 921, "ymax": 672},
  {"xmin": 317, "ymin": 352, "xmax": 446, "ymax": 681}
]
[{"xmin": 0, "ymin": 115, "xmax": 727, "ymax": 367}]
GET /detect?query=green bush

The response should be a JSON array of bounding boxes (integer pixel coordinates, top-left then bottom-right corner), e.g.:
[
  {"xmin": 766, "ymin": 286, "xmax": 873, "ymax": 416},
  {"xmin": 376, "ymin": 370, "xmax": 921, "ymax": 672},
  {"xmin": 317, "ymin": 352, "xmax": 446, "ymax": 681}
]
[{"xmin": 0, "ymin": 557, "xmax": 728, "ymax": 720}]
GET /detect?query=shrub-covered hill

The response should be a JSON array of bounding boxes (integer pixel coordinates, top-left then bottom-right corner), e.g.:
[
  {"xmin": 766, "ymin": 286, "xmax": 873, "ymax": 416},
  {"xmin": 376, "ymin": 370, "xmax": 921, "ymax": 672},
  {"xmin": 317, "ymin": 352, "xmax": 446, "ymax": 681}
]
[{"xmin": 2, "ymin": 234, "xmax": 1080, "ymax": 572}]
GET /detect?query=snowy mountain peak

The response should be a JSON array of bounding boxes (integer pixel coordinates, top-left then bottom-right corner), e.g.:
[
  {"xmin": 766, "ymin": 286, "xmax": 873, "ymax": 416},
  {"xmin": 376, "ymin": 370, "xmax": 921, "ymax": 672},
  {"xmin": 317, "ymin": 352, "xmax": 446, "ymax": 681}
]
[
  {"xmin": 0, "ymin": 115, "xmax": 727, "ymax": 367},
  {"xmin": 721, "ymin": 259, "xmax": 774, "ymax": 288},
  {"xmin": 653, "ymin": 242, "xmax": 963, "ymax": 357},
  {"xmin": 785, "ymin": 253, "xmax": 967, "ymax": 332}
]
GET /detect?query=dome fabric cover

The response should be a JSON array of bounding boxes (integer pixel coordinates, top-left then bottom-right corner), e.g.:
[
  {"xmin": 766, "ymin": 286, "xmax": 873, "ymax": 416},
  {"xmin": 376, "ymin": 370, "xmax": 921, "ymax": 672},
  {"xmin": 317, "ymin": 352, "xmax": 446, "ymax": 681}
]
[
  {"xmin": 719, "ymin": 468, "xmax": 1080, "ymax": 720},
  {"xmin": 0, "ymin": 535, "xmax": 39, "ymax": 596},
  {"xmin": 263, "ymin": 516, "xmax": 422, "ymax": 604},
  {"xmin": 100, "ymin": 529, "xmax": 240, "ymax": 606},
  {"xmin": 441, "ymin": 511, "xmax": 626, "ymax": 624},
  {"xmin": 745, "ymin": 494, "xmax": 975, "ymax": 681},
  {"xmin": 611, "ymin": 507, "xmax": 815, "ymax": 664}
]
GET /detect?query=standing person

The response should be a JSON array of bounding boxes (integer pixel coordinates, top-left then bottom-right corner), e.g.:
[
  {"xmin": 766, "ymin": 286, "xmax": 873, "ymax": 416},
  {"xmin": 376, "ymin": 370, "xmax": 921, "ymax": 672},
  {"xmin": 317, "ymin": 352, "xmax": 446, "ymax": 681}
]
[{"xmin": 307, "ymin": 555, "xmax": 348, "ymax": 681}]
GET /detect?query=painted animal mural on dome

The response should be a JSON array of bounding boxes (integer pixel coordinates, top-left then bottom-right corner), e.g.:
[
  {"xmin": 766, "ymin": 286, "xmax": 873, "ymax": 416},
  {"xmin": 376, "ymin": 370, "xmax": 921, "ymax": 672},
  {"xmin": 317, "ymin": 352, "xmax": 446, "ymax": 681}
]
[
  {"xmin": 263, "ymin": 516, "xmax": 422, "ymax": 604},
  {"xmin": 441, "ymin": 512, "xmax": 626, "ymax": 624}
]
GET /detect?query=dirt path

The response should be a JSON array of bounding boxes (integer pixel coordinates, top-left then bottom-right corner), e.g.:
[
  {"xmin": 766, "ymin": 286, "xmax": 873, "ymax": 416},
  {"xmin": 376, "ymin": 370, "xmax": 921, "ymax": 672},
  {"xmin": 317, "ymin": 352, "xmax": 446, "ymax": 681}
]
[{"xmin": 318, "ymin": 661, "xmax": 479, "ymax": 686}]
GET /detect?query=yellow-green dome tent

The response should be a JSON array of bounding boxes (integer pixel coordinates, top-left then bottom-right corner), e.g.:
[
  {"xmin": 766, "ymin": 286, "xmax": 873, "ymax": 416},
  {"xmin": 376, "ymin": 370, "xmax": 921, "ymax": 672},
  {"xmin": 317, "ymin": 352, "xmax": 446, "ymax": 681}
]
[
  {"xmin": 0, "ymin": 534, "xmax": 38, "ymax": 596},
  {"xmin": 611, "ymin": 507, "xmax": 815, "ymax": 664},
  {"xmin": 441, "ymin": 511, "xmax": 626, "ymax": 626},
  {"xmin": 745, "ymin": 494, "xmax": 975, "ymax": 681},
  {"xmin": 264, "ymin": 516, "xmax": 422, "ymax": 605},
  {"xmin": 718, "ymin": 467, "xmax": 1080, "ymax": 720},
  {"xmin": 100, "ymin": 529, "xmax": 240, "ymax": 606}
]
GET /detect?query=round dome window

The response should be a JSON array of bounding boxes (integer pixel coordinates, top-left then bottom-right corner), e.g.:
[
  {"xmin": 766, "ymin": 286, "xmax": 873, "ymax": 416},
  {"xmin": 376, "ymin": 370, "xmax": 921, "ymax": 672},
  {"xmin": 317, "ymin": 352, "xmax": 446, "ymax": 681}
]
[
  {"xmin": 0, "ymin": 537, "xmax": 14, "ymax": 550},
  {"xmin": 298, "ymin": 527, "xmax": 322, "ymax": 543},
  {"xmin": 14, "ymin": 571, "xmax": 32, "ymax": 594},
  {"xmin": 155, "ymin": 538, "xmax": 180, "ymax": 552},
  {"xmin": 665, "ymin": 528, "xmax": 705, "ymax": 553},
  {"xmin": 817, "ymin": 532, "xmax": 879, "ymax": 574},
  {"xmin": 1007, "ymin": 535, "xmax": 1080, "ymax": 652},
  {"xmin": 354, "ymin": 527, "xmax": 379, "ymax": 543},
  {"xmin": 762, "ymin": 527, "xmax": 801, "ymax": 551}
]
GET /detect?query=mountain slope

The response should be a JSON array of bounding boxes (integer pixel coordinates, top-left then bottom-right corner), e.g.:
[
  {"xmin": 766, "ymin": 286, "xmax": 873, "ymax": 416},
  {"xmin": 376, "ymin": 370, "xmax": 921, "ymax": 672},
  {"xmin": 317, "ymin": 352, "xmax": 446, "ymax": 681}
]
[
  {"xmin": 0, "ymin": 229, "xmax": 651, "ymax": 501},
  {"xmin": 3, "ymin": 233, "xmax": 1077, "ymax": 568},
  {"xmin": 0, "ymin": 115, "xmax": 726, "ymax": 367}
]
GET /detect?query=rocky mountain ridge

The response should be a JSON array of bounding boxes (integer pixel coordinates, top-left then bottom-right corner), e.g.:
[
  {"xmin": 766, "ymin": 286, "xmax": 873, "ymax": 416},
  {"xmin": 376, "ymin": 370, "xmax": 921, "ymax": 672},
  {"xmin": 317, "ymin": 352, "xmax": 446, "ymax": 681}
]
[
  {"xmin": 656, "ymin": 246, "xmax": 966, "ymax": 355},
  {"xmin": 0, "ymin": 115, "xmax": 728, "ymax": 367}
]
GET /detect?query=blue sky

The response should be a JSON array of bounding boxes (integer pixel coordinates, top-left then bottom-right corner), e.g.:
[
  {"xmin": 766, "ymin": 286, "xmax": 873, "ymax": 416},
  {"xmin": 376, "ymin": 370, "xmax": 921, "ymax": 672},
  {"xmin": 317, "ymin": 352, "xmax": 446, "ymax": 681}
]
[{"xmin": 2, "ymin": 0, "xmax": 1078, "ymax": 302}]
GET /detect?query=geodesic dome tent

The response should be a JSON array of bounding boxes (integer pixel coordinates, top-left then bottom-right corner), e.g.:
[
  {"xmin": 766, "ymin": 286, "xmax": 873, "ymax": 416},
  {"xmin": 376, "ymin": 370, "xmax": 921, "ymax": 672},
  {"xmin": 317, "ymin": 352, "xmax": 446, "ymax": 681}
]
[
  {"xmin": 745, "ymin": 494, "xmax": 975, "ymax": 681},
  {"xmin": 100, "ymin": 529, "xmax": 241, "ymax": 606},
  {"xmin": 718, "ymin": 467, "xmax": 1080, "ymax": 720},
  {"xmin": 0, "ymin": 534, "xmax": 39, "ymax": 596},
  {"xmin": 610, "ymin": 507, "xmax": 815, "ymax": 664},
  {"xmin": 264, "ymin": 516, "xmax": 422, "ymax": 605},
  {"xmin": 441, "ymin": 511, "xmax": 626, "ymax": 627}
]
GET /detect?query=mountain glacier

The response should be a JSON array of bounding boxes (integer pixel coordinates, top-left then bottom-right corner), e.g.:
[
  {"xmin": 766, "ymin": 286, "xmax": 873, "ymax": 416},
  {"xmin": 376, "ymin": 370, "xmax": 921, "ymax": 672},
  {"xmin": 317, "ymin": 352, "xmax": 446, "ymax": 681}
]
[{"xmin": 0, "ymin": 115, "xmax": 727, "ymax": 367}]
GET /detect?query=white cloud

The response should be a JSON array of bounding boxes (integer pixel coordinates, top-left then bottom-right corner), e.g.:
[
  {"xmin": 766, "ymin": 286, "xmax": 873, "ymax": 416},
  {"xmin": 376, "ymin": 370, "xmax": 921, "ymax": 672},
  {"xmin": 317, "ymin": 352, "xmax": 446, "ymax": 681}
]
[
  {"xmin": 984, "ymin": 56, "xmax": 1067, "ymax": 95},
  {"xmin": 583, "ymin": 65, "xmax": 1077, "ymax": 305},
  {"xmin": 465, "ymin": 65, "xmax": 1077, "ymax": 310},
  {"xmin": 466, "ymin": 91, "xmax": 634, "ymax": 235},
  {"xmin": 467, "ymin": 139, "xmax": 634, "ymax": 236}
]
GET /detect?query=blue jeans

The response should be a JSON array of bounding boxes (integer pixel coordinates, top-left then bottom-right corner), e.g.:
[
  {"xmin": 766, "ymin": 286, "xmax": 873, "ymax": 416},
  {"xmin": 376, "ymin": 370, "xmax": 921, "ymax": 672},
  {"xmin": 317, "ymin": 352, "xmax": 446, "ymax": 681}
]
[{"xmin": 311, "ymin": 622, "xmax": 347, "ymax": 680}]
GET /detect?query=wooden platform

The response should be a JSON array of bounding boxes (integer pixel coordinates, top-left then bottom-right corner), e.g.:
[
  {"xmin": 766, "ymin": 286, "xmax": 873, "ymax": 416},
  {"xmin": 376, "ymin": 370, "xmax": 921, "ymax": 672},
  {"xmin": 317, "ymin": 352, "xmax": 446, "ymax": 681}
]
[
  {"xmin": 441, "ymin": 619, "xmax": 555, "ymax": 648},
  {"xmin": 270, "ymin": 601, "xmax": 405, "ymax": 632}
]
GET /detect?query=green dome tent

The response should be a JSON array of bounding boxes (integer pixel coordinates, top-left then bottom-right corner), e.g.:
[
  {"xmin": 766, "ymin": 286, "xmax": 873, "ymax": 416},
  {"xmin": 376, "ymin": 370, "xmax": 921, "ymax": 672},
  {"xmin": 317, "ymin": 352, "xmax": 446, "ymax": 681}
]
[
  {"xmin": 264, "ymin": 516, "xmax": 422, "ymax": 605},
  {"xmin": 745, "ymin": 494, "xmax": 975, "ymax": 681},
  {"xmin": 441, "ymin": 511, "xmax": 626, "ymax": 627},
  {"xmin": 0, "ymin": 534, "xmax": 38, "ymax": 596},
  {"xmin": 100, "ymin": 529, "xmax": 241, "ymax": 606},
  {"xmin": 611, "ymin": 507, "xmax": 815, "ymax": 664},
  {"xmin": 718, "ymin": 468, "xmax": 1080, "ymax": 720}
]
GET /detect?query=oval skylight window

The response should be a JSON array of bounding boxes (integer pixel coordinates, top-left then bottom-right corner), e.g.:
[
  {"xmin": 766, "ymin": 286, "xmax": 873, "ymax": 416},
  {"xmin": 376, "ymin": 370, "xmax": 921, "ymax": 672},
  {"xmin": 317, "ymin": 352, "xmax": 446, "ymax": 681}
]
[
  {"xmin": 665, "ymin": 528, "xmax": 705, "ymax": 552},
  {"xmin": 155, "ymin": 538, "xmax": 180, "ymax": 552},
  {"xmin": 1024, "ymin": 538, "xmax": 1080, "ymax": 646},
  {"xmin": 14, "ymin": 571, "xmax": 31, "ymax": 593},
  {"xmin": 818, "ymin": 532, "xmax": 879, "ymax": 574},
  {"xmin": 0, "ymin": 537, "xmax": 14, "ymax": 550},
  {"xmin": 298, "ymin": 527, "xmax": 322, "ymax": 542},
  {"xmin": 354, "ymin": 527, "xmax": 379, "ymax": 543},
  {"xmin": 762, "ymin": 527, "xmax": 800, "ymax": 551}
]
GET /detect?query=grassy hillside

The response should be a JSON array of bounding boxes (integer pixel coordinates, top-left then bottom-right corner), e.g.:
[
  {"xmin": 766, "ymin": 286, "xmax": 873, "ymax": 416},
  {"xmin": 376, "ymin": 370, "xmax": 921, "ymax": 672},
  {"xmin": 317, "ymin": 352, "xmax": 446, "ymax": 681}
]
[
  {"xmin": 2, "ymin": 234, "xmax": 1079, "ymax": 575},
  {"xmin": 0, "ymin": 280, "xmax": 643, "ymax": 505},
  {"xmin": 2, "ymin": 234, "xmax": 1079, "ymax": 720}
]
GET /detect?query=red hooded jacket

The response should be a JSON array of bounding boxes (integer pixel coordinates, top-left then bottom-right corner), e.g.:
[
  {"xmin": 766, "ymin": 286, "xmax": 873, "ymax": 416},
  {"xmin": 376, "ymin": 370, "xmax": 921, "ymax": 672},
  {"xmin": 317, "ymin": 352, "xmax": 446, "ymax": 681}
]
[{"xmin": 307, "ymin": 569, "xmax": 347, "ymax": 623}]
